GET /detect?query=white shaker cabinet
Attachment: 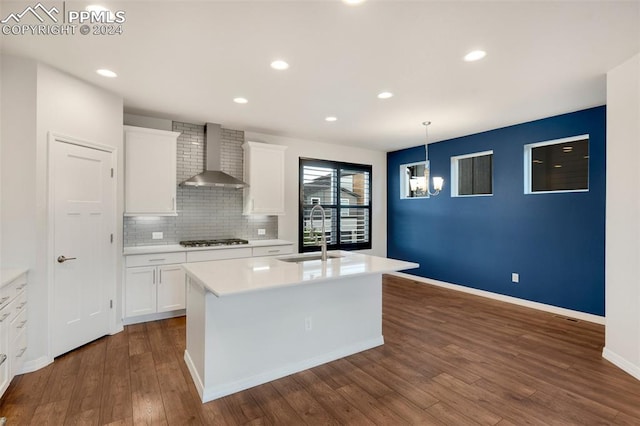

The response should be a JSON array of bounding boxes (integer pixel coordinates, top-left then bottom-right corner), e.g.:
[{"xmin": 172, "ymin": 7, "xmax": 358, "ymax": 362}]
[
  {"xmin": 0, "ymin": 269, "xmax": 28, "ymax": 398},
  {"xmin": 124, "ymin": 125, "xmax": 181, "ymax": 216},
  {"xmin": 243, "ymin": 142, "xmax": 287, "ymax": 215},
  {"xmin": 124, "ymin": 253, "xmax": 186, "ymax": 322}
]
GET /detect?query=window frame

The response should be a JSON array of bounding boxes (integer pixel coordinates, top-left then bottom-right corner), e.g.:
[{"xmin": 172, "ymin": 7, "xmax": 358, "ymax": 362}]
[
  {"xmin": 450, "ymin": 150, "xmax": 494, "ymax": 197},
  {"xmin": 523, "ymin": 134, "xmax": 589, "ymax": 195},
  {"xmin": 299, "ymin": 158, "xmax": 372, "ymax": 253}
]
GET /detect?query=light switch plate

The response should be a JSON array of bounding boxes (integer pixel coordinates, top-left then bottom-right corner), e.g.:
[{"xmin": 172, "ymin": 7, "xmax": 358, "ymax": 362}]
[
  {"xmin": 258, "ymin": 229, "xmax": 266, "ymax": 235},
  {"xmin": 152, "ymin": 232, "xmax": 163, "ymax": 240}
]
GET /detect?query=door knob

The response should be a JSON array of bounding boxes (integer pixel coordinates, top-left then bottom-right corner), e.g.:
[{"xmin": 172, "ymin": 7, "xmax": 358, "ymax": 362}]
[{"xmin": 57, "ymin": 255, "xmax": 77, "ymax": 263}]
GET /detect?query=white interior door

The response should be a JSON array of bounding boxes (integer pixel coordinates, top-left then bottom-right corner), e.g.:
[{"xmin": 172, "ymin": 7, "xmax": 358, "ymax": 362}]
[{"xmin": 52, "ymin": 138, "xmax": 115, "ymax": 357}]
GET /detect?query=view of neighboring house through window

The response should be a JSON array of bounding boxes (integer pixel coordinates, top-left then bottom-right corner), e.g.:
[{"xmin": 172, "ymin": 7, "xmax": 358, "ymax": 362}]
[
  {"xmin": 299, "ymin": 158, "xmax": 372, "ymax": 252},
  {"xmin": 525, "ymin": 135, "xmax": 589, "ymax": 193},
  {"xmin": 451, "ymin": 150, "xmax": 494, "ymax": 196}
]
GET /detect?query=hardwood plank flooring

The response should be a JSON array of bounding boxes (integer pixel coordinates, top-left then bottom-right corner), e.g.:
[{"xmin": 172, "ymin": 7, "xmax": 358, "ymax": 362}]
[{"xmin": 2, "ymin": 275, "xmax": 640, "ymax": 425}]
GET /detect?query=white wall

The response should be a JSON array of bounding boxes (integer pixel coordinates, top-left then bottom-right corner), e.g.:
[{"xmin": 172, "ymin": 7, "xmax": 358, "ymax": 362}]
[
  {"xmin": 604, "ymin": 53, "xmax": 640, "ymax": 381},
  {"xmin": 245, "ymin": 132, "xmax": 387, "ymax": 257},
  {"xmin": 1, "ymin": 56, "xmax": 124, "ymax": 369}
]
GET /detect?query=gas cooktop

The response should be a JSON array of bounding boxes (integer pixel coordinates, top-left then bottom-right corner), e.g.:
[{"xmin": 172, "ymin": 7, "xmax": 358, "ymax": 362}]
[{"xmin": 179, "ymin": 238, "xmax": 249, "ymax": 248}]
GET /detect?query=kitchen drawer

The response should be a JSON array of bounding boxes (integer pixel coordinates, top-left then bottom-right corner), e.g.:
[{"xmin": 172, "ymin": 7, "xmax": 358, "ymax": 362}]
[
  {"xmin": 11, "ymin": 329, "xmax": 27, "ymax": 376},
  {"xmin": 10, "ymin": 309, "xmax": 27, "ymax": 344},
  {"xmin": 13, "ymin": 291, "xmax": 27, "ymax": 320},
  {"xmin": 126, "ymin": 252, "xmax": 186, "ymax": 267},
  {"xmin": 186, "ymin": 247, "xmax": 252, "ymax": 263},
  {"xmin": 252, "ymin": 245, "xmax": 293, "ymax": 257},
  {"xmin": 0, "ymin": 274, "xmax": 26, "ymax": 309},
  {"xmin": 0, "ymin": 300, "xmax": 15, "ymax": 326}
]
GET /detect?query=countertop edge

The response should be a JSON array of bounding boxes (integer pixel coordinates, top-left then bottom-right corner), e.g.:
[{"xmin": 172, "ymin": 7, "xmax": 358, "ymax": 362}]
[
  {"xmin": 123, "ymin": 239, "xmax": 293, "ymax": 256},
  {"xmin": 182, "ymin": 252, "xmax": 418, "ymax": 297}
]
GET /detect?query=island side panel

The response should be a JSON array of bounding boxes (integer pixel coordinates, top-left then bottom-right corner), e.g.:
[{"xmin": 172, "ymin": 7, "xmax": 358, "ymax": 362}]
[
  {"xmin": 201, "ymin": 274, "xmax": 383, "ymax": 401},
  {"xmin": 184, "ymin": 277, "xmax": 207, "ymax": 399}
]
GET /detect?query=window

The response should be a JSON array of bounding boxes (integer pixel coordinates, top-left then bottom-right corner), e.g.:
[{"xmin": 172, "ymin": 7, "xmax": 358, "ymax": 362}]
[
  {"xmin": 400, "ymin": 161, "xmax": 429, "ymax": 199},
  {"xmin": 524, "ymin": 135, "xmax": 589, "ymax": 194},
  {"xmin": 299, "ymin": 158, "xmax": 372, "ymax": 252},
  {"xmin": 451, "ymin": 151, "xmax": 493, "ymax": 196}
]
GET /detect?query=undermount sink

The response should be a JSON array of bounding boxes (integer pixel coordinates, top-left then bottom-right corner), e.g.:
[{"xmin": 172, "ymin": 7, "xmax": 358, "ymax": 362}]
[{"xmin": 277, "ymin": 253, "xmax": 344, "ymax": 263}]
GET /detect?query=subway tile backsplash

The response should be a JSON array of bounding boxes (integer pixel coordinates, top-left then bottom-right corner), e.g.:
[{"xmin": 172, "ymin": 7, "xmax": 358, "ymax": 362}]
[{"xmin": 123, "ymin": 122, "xmax": 278, "ymax": 246}]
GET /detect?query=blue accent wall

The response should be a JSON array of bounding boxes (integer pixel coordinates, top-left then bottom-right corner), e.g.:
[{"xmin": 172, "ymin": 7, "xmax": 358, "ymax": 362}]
[{"xmin": 387, "ymin": 106, "xmax": 606, "ymax": 316}]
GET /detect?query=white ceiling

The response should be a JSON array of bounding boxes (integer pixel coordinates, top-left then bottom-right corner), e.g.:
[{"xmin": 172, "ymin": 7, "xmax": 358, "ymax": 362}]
[{"xmin": 2, "ymin": 1, "xmax": 639, "ymax": 151}]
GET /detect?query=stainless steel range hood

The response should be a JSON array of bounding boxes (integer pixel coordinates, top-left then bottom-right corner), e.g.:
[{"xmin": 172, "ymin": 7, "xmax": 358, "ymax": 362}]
[{"xmin": 180, "ymin": 123, "xmax": 248, "ymax": 188}]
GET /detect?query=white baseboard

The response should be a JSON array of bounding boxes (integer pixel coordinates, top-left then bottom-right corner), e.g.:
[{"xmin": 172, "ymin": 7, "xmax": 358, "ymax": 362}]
[
  {"xmin": 19, "ymin": 355, "xmax": 53, "ymax": 375},
  {"xmin": 188, "ymin": 336, "xmax": 384, "ymax": 403},
  {"xmin": 122, "ymin": 309, "xmax": 185, "ymax": 326},
  {"xmin": 391, "ymin": 272, "xmax": 605, "ymax": 325},
  {"xmin": 602, "ymin": 347, "xmax": 640, "ymax": 381}
]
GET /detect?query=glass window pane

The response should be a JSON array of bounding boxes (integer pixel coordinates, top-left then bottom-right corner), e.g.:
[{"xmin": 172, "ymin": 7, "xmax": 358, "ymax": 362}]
[
  {"xmin": 303, "ymin": 165, "xmax": 336, "ymax": 205},
  {"xmin": 456, "ymin": 153, "xmax": 493, "ymax": 196},
  {"xmin": 531, "ymin": 138, "xmax": 588, "ymax": 192},
  {"xmin": 340, "ymin": 169, "xmax": 370, "ymax": 205},
  {"xmin": 340, "ymin": 208, "xmax": 369, "ymax": 245}
]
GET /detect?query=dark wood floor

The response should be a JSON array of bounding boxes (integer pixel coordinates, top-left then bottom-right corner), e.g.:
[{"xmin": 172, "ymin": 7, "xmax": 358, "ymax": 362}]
[{"xmin": 2, "ymin": 275, "xmax": 640, "ymax": 425}]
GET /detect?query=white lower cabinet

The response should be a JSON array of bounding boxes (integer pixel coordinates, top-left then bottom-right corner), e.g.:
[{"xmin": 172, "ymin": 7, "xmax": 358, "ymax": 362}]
[
  {"xmin": 124, "ymin": 243, "xmax": 293, "ymax": 324},
  {"xmin": 124, "ymin": 252, "xmax": 187, "ymax": 322},
  {"xmin": 0, "ymin": 269, "xmax": 28, "ymax": 398},
  {"xmin": 125, "ymin": 264, "xmax": 186, "ymax": 318}
]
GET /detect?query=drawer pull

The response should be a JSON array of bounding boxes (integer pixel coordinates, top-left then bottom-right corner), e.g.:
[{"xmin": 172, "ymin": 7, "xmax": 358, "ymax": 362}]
[
  {"xmin": 17, "ymin": 320, "xmax": 27, "ymax": 329},
  {"xmin": 149, "ymin": 258, "xmax": 166, "ymax": 262},
  {"xmin": 268, "ymin": 250, "xmax": 280, "ymax": 253},
  {"xmin": 17, "ymin": 347, "xmax": 27, "ymax": 358},
  {"xmin": 17, "ymin": 302, "xmax": 27, "ymax": 309},
  {"xmin": 0, "ymin": 313, "xmax": 10, "ymax": 322},
  {"xmin": 16, "ymin": 283, "xmax": 27, "ymax": 290},
  {"xmin": 0, "ymin": 354, "xmax": 6, "ymax": 366},
  {"xmin": 0, "ymin": 297, "xmax": 9, "ymax": 305}
]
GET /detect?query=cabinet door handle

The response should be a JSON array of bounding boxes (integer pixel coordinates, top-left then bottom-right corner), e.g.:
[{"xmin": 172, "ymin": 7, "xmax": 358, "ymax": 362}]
[
  {"xmin": 148, "ymin": 258, "xmax": 166, "ymax": 262},
  {"xmin": 0, "ymin": 296, "xmax": 9, "ymax": 305},
  {"xmin": 172, "ymin": 196, "xmax": 175, "ymax": 210},
  {"xmin": 153, "ymin": 269, "xmax": 156, "ymax": 284},
  {"xmin": 268, "ymin": 250, "xmax": 280, "ymax": 253},
  {"xmin": 0, "ymin": 313, "xmax": 10, "ymax": 322},
  {"xmin": 17, "ymin": 347, "xmax": 27, "ymax": 358},
  {"xmin": 17, "ymin": 302, "xmax": 26, "ymax": 309},
  {"xmin": 16, "ymin": 284, "xmax": 27, "ymax": 291},
  {"xmin": 17, "ymin": 320, "xmax": 27, "ymax": 329},
  {"xmin": 159, "ymin": 269, "xmax": 162, "ymax": 284},
  {"xmin": 0, "ymin": 354, "xmax": 6, "ymax": 366}
]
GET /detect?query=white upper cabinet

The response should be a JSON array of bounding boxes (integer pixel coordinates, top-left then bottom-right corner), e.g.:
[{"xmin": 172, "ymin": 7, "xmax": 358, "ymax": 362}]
[
  {"xmin": 124, "ymin": 125, "xmax": 180, "ymax": 216},
  {"xmin": 243, "ymin": 141, "xmax": 287, "ymax": 215}
]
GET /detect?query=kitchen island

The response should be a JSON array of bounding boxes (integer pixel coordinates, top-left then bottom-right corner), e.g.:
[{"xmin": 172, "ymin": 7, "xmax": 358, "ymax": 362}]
[{"xmin": 182, "ymin": 251, "xmax": 417, "ymax": 402}]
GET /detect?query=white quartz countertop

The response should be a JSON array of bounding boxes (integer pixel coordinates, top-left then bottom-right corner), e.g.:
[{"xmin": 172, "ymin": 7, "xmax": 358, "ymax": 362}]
[
  {"xmin": 1, "ymin": 268, "xmax": 28, "ymax": 288},
  {"xmin": 182, "ymin": 251, "xmax": 418, "ymax": 297},
  {"xmin": 123, "ymin": 239, "xmax": 293, "ymax": 256}
]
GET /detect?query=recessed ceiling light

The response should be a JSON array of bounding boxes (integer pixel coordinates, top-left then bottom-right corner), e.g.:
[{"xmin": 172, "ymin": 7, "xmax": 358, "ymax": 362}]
[
  {"xmin": 233, "ymin": 97, "xmax": 248, "ymax": 104},
  {"xmin": 464, "ymin": 50, "xmax": 487, "ymax": 62},
  {"xmin": 325, "ymin": 116, "xmax": 337, "ymax": 122},
  {"xmin": 343, "ymin": 0, "xmax": 366, "ymax": 4},
  {"xmin": 96, "ymin": 69, "xmax": 117, "ymax": 78},
  {"xmin": 377, "ymin": 91, "xmax": 393, "ymax": 99},
  {"xmin": 270, "ymin": 60, "xmax": 289, "ymax": 70}
]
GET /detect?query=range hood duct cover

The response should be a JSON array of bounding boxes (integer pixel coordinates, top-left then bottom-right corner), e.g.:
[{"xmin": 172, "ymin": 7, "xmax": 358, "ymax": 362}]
[{"xmin": 180, "ymin": 123, "xmax": 248, "ymax": 188}]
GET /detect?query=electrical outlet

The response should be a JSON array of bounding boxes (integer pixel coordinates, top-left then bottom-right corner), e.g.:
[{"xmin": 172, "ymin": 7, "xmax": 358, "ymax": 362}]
[
  {"xmin": 258, "ymin": 228, "xmax": 266, "ymax": 235},
  {"xmin": 512, "ymin": 272, "xmax": 519, "ymax": 283},
  {"xmin": 304, "ymin": 316, "xmax": 312, "ymax": 331},
  {"xmin": 152, "ymin": 232, "xmax": 163, "ymax": 240}
]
